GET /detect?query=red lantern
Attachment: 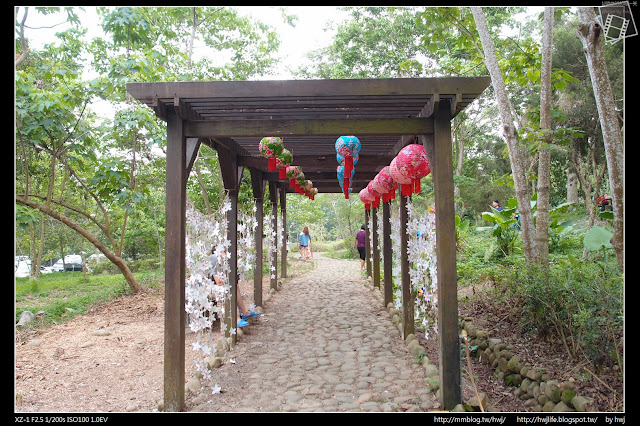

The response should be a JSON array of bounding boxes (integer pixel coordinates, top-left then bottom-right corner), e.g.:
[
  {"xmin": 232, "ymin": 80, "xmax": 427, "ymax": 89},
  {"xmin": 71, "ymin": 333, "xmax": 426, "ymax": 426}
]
[
  {"xmin": 389, "ymin": 156, "xmax": 413, "ymax": 197},
  {"xmin": 371, "ymin": 166, "xmax": 398, "ymax": 203},
  {"xmin": 359, "ymin": 187, "xmax": 375, "ymax": 210},
  {"xmin": 389, "ymin": 144, "xmax": 430, "ymax": 196},
  {"xmin": 367, "ymin": 181, "xmax": 383, "ymax": 208}
]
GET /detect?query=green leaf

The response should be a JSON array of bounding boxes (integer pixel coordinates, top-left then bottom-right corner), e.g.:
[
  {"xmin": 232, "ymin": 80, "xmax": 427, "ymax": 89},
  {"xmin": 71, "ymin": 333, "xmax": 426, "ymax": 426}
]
[{"xmin": 583, "ymin": 226, "xmax": 613, "ymax": 251}]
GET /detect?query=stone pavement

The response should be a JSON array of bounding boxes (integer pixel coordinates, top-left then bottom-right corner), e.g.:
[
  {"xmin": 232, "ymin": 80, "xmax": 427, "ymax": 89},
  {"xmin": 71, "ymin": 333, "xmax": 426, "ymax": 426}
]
[{"xmin": 185, "ymin": 254, "xmax": 440, "ymax": 412}]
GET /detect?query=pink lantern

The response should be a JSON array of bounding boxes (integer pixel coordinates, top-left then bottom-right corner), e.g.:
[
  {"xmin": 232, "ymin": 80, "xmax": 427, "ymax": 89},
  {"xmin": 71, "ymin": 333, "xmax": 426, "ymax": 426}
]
[
  {"xmin": 359, "ymin": 187, "xmax": 375, "ymax": 210},
  {"xmin": 372, "ymin": 166, "xmax": 398, "ymax": 203},
  {"xmin": 390, "ymin": 144, "xmax": 430, "ymax": 196},
  {"xmin": 367, "ymin": 181, "xmax": 382, "ymax": 208},
  {"xmin": 389, "ymin": 156, "xmax": 413, "ymax": 197}
]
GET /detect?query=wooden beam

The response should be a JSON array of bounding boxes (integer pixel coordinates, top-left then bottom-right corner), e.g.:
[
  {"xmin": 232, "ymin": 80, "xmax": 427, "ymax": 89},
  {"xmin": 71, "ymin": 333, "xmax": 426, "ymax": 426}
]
[
  {"xmin": 127, "ymin": 78, "xmax": 491, "ymax": 102},
  {"xmin": 382, "ymin": 199, "xmax": 393, "ymax": 308},
  {"xmin": 430, "ymin": 99, "xmax": 461, "ymax": 409},
  {"xmin": 400, "ymin": 186, "xmax": 413, "ymax": 340},
  {"xmin": 184, "ymin": 118, "xmax": 433, "ymax": 138},
  {"xmin": 164, "ymin": 111, "xmax": 186, "ymax": 412}
]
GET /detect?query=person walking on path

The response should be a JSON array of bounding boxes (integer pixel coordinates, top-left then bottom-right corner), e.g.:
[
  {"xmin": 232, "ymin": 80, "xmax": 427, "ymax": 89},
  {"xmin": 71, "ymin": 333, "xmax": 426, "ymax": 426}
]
[
  {"xmin": 354, "ymin": 224, "xmax": 367, "ymax": 271},
  {"xmin": 299, "ymin": 226, "xmax": 313, "ymax": 259}
]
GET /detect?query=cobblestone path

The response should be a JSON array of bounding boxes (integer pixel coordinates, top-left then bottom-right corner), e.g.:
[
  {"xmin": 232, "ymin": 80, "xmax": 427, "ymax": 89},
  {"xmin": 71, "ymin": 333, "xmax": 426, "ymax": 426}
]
[{"xmin": 186, "ymin": 255, "xmax": 439, "ymax": 412}]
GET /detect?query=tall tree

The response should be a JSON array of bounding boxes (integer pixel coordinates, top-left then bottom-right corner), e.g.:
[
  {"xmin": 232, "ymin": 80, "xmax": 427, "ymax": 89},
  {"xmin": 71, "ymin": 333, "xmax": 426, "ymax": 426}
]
[
  {"xmin": 534, "ymin": 7, "xmax": 554, "ymax": 266},
  {"xmin": 16, "ymin": 7, "xmax": 285, "ymax": 290},
  {"xmin": 576, "ymin": 7, "xmax": 624, "ymax": 271},
  {"xmin": 471, "ymin": 7, "xmax": 537, "ymax": 263}
]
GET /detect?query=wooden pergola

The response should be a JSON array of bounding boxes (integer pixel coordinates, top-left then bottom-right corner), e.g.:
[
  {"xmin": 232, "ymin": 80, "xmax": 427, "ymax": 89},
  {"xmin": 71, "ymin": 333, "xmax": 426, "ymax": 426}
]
[{"xmin": 126, "ymin": 77, "xmax": 491, "ymax": 412}]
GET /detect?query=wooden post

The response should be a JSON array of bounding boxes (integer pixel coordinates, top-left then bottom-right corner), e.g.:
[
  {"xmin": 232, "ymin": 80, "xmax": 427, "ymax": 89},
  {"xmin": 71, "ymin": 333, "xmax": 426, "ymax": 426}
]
[
  {"xmin": 431, "ymin": 99, "xmax": 461, "ymax": 409},
  {"xmin": 269, "ymin": 180, "xmax": 278, "ymax": 291},
  {"xmin": 250, "ymin": 169, "xmax": 264, "ymax": 308},
  {"xmin": 365, "ymin": 208, "xmax": 371, "ymax": 277},
  {"xmin": 400, "ymin": 186, "xmax": 413, "ymax": 339},
  {"xmin": 217, "ymin": 145, "xmax": 240, "ymax": 345},
  {"xmin": 279, "ymin": 185, "xmax": 287, "ymax": 278},
  {"xmin": 164, "ymin": 111, "xmax": 187, "ymax": 412},
  {"xmin": 382, "ymin": 199, "xmax": 393, "ymax": 308},
  {"xmin": 372, "ymin": 204, "xmax": 381, "ymax": 289},
  {"xmin": 227, "ymin": 186, "xmax": 239, "ymax": 345}
]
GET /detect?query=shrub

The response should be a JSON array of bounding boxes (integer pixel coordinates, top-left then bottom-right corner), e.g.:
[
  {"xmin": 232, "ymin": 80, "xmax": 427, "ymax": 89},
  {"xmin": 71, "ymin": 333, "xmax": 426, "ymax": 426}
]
[{"xmin": 511, "ymin": 261, "xmax": 623, "ymax": 371}]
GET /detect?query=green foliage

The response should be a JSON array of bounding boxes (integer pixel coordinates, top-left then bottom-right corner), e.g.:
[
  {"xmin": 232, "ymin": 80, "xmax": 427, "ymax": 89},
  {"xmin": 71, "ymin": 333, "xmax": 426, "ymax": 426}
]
[
  {"xmin": 512, "ymin": 261, "xmax": 622, "ymax": 369},
  {"xmin": 479, "ymin": 198, "xmax": 520, "ymax": 256}
]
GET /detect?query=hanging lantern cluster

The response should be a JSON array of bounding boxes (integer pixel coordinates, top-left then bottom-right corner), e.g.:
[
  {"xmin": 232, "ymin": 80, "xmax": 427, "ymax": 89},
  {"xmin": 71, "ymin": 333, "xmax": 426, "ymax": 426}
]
[
  {"xmin": 292, "ymin": 170, "xmax": 317, "ymax": 200},
  {"xmin": 259, "ymin": 137, "xmax": 317, "ymax": 201},
  {"xmin": 359, "ymin": 144, "xmax": 430, "ymax": 209},
  {"xmin": 335, "ymin": 135, "xmax": 361, "ymax": 199}
]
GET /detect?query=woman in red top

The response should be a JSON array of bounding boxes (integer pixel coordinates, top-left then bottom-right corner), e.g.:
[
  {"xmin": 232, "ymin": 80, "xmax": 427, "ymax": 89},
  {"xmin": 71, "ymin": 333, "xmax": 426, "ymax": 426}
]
[{"xmin": 354, "ymin": 224, "xmax": 367, "ymax": 271}]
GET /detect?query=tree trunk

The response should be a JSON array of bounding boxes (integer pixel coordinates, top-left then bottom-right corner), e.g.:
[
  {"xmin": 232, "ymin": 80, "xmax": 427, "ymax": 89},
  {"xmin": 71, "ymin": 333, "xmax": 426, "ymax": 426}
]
[
  {"xmin": 16, "ymin": 196, "xmax": 141, "ymax": 293},
  {"xmin": 534, "ymin": 7, "xmax": 554, "ymax": 266},
  {"xmin": 471, "ymin": 7, "xmax": 537, "ymax": 263},
  {"xmin": 566, "ymin": 170, "xmax": 579, "ymax": 205},
  {"xmin": 453, "ymin": 116, "xmax": 465, "ymax": 204},
  {"xmin": 576, "ymin": 7, "xmax": 624, "ymax": 272}
]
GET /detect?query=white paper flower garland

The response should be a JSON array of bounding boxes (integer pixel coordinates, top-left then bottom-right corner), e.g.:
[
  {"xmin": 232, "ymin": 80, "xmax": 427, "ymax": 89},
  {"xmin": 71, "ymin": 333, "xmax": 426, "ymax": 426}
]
[
  {"xmin": 264, "ymin": 212, "xmax": 276, "ymax": 280},
  {"xmin": 383, "ymin": 199, "xmax": 438, "ymax": 337},
  {"xmin": 406, "ymin": 200, "xmax": 438, "ymax": 338},
  {"xmin": 185, "ymin": 198, "xmax": 232, "ymax": 384}
]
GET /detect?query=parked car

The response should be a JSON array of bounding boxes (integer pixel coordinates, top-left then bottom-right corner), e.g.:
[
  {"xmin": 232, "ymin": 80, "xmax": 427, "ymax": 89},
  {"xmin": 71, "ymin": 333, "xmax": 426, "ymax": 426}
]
[
  {"xmin": 15, "ymin": 260, "xmax": 30, "ymax": 278},
  {"xmin": 51, "ymin": 254, "xmax": 84, "ymax": 272}
]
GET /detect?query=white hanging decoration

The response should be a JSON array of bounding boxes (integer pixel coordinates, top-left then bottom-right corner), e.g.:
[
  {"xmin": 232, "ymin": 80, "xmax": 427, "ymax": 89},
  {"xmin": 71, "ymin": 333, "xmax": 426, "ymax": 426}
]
[
  {"xmin": 185, "ymin": 196, "xmax": 233, "ymax": 393},
  {"xmin": 406, "ymin": 200, "xmax": 438, "ymax": 338}
]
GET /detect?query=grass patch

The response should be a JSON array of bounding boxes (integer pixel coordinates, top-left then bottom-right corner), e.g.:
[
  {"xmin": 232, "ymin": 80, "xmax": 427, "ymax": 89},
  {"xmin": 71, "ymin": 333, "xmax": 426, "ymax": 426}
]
[{"xmin": 15, "ymin": 269, "xmax": 163, "ymax": 329}]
